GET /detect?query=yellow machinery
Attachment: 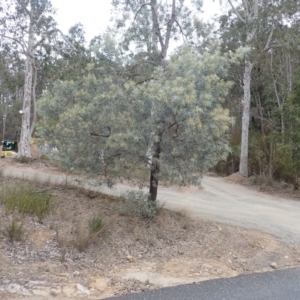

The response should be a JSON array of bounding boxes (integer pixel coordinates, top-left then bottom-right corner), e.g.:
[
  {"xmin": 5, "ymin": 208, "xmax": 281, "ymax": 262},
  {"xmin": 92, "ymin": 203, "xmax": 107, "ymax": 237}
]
[{"xmin": 1, "ymin": 140, "xmax": 18, "ymax": 158}]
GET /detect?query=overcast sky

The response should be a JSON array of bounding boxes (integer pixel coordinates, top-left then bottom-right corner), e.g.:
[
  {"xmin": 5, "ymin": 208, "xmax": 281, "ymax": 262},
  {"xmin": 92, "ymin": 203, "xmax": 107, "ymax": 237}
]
[{"xmin": 51, "ymin": 0, "xmax": 223, "ymax": 42}]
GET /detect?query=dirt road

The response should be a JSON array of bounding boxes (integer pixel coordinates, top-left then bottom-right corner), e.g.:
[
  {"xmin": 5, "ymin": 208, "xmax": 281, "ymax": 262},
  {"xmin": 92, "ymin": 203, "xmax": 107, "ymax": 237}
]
[{"xmin": 2, "ymin": 163, "xmax": 300, "ymax": 243}]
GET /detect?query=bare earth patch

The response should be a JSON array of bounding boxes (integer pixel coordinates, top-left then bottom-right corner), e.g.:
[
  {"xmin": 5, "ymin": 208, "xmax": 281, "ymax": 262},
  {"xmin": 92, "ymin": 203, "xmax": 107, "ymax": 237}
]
[
  {"xmin": 226, "ymin": 172, "xmax": 300, "ymax": 200},
  {"xmin": 0, "ymin": 161, "xmax": 300, "ymax": 299}
]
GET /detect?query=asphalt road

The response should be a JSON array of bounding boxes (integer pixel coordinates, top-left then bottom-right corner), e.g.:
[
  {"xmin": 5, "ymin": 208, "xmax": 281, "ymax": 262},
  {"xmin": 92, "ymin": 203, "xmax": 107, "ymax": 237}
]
[
  {"xmin": 2, "ymin": 164, "xmax": 300, "ymax": 242},
  {"xmin": 104, "ymin": 267, "xmax": 300, "ymax": 300}
]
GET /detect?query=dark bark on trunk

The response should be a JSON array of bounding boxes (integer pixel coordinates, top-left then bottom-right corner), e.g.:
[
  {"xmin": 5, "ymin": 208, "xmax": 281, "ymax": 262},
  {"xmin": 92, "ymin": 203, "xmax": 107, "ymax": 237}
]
[
  {"xmin": 149, "ymin": 167, "xmax": 159, "ymax": 201},
  {"xmin": 149, "ymin": 131, "xmax": 163, "ymax": 201}
]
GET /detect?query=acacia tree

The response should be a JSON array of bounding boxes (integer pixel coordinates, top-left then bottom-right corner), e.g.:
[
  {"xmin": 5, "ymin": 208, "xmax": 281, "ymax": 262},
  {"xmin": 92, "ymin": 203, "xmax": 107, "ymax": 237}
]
[
  {"xmin": 111, "ymin": 0, "xmax": 206, "ymax": 196},
  {"xmin": 0, "ymin": 0, "xmax": 74, "ymax": 157},
  {"xmin": 37, "ymin": 46, "xmax": 235, "ymax": 201}
]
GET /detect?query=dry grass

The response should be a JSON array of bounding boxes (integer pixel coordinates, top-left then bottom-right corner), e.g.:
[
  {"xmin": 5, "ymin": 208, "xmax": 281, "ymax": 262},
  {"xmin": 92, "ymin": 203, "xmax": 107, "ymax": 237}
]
[
  {"xmin": 1, "ymin": 161, "xmax": 300, "ymax": 299},
  {"xmin": 14, "ymin": 156, "xmax": 33, "ymax": 164},
  {"xmin": 6, "ymin": 218, "xmax": 23, "ymax": 243},
  {"xmin": 1, "ymin": 184, "xmax": 52, "ymax": 220},
  {"xmin": 0, "ymin": 176, "xmax": 300, "ymax": 287}
]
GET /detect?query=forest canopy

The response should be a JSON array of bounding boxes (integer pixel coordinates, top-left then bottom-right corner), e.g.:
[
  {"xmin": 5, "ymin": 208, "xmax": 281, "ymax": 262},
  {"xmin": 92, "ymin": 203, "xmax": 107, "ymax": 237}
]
[{"xmin": 1, "ymin": 0, "xmax": 300, "ymax": 201}]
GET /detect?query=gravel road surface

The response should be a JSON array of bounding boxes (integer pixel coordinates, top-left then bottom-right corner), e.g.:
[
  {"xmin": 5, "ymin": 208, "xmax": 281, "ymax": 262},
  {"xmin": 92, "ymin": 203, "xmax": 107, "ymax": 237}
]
[{"xmin": 2, "ymin": 165, "xmax": 300, "ymax": 243}]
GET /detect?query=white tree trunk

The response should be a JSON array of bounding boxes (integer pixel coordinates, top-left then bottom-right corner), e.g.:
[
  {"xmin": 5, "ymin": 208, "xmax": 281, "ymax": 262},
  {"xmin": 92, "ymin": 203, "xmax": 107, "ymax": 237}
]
[
  {"xmin": 2, "ymin": 113, "xmax": 6, "ymax": 141},
  {"xmin": 239, "ymin": 60, "xmax": 253, "ymax": 177},
  {"xmin": 30, "ymin": 61, "xmax": 37, "ymax": 137},
  {"xmin": 226, "ymin": 0, "xmax": 259, "ymax": 177},
  {"xmin": 18, "ymin": 26, "xmax": 34, "ymax": 158}
]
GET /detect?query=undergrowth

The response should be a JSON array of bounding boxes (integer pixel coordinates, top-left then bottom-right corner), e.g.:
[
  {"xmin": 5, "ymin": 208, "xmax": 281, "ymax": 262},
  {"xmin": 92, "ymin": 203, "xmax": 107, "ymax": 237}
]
[
  {"xmin": 120, "ymin": 190, "xmax": 162, "ymax": 218},
  {"xmin": 6, "ymin": 218, "xmax": 23, "ymax": 243},
  {"xmin": 74, "ymin": 214, "xmax": 106, "ymax": 252},
  {"xmin": 14, "ymin": 156, "xmax": 33, "ymax": 164},
  {"xmin": 1, "ymin": 184, "xmax": 52, "ymax": 220}
]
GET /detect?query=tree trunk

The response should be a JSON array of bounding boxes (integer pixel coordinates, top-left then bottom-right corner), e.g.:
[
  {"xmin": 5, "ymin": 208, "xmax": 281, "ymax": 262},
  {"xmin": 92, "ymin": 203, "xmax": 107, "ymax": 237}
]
[
  {"xmin": 149, "ymin": 131, "xmax": 162, "ymax": 201},
  {"xmin": 1, "ymin": 94, "xmax": 7, "ymax": 141},
  {"xmin": 30, "ymin": 61, "xmax": 38, "ymax": 137},
  {"xmin": 239, "ymin": 60, "xmax": 253, "ymax": 177},
  {"xmin": 280, "ymin": 108, "xmax": 285, "ymax": 135},
  {"xmin": 18, "ymin": 25, "xmax": 34, "ymax": 158},
  {"xmin": 2, "ymin": 113, "xmax": 6, "ymax": 141},
  {"xmin": 226, "ymin": 1, "xmax": 258, "ymax": 178},
  {"xmin": 149, "ymin": 165, "xmax": 159, "ymax": 201}
]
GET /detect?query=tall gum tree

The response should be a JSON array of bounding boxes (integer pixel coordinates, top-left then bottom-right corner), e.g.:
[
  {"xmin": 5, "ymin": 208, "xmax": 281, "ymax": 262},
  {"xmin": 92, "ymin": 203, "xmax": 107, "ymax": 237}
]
[
  {"xmin": 0, "ymin": 0, "xmax": 74, "ymax": 157},
  {"xmin": 220, "ymin": 0, "xmax": 277, "ymax": 177}
]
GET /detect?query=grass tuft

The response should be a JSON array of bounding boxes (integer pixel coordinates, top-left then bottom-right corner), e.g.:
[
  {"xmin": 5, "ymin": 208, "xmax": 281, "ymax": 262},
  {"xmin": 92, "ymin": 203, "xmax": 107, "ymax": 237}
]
[
  {"xmin": 6, "ymin": 218, "xmax": 23, "ymax": 243},
  {"xmin": 74, "ymin": 223, "xmax": 90, "ymax": 252},
  {"xmin": 89, "ymin": 215, "xmax": 105, "ymax": 234},
  {"xmin": 1, "ymin": 185, "xmax": 52, "ymax": 220},
  {"xmin": 73, "ymin": 215, "xmax": 106, "ymax": 252}
]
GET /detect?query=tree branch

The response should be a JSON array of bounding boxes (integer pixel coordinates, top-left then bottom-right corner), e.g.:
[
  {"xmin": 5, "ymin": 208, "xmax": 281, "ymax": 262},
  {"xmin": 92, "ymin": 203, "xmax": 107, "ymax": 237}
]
[
  {"xmin": 37, "ymin": 0, "xmax": 47, "ymax": 18},
  {"xmin": 163, "ymin": 0, "xmax": 177, "ymax": 60},
  {"xmin": 134, "ymin": 2, "xmax": 151, "ymax": 22},
  {"xmin": 136, "ymin": 77, "xmax": 155, "ymax": 84},
  {"xmin": 174, "ymin": 19, "xmax": 187, "ymax": 42},
  {"xmin": 124, "ymin": 61, "xmax": 158, "ymax": 73},
  {"xmin": 150, "ymin": 0, "xmax": 165, "ymax": 54},
  {"xmin": 228, "ymin": 0, "xmax": 246, "ymax": 23},
  {"xmin": 91, "ymin": 133, "xmax": 111, "ymax": 137},
  {"xmin": 0, "ymin": 35, "xmax": 27, "ymax": 54},
  {"xmin": 90, "ymin": 127, "xmax": 111, "ymax": 138},
  {"xmin": 33, "ymin": 29, "xmax": 76, "ymax": 51},
  {"xmin": 263, "ymin": 26, "xmax": 274, "ymax": 52},
  {"xmin": 16, "ymin": 0, "xmax": 30, "ymax": 16},
  {"xmin": 241, "ymin": 0, "xmax": 249, "ymax": 18}
]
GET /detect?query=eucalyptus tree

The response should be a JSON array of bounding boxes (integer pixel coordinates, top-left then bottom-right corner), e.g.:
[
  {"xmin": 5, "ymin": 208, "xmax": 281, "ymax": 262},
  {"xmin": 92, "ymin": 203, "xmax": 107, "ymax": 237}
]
[
  {"xmin": 219, "ymin": 0, "xmax": 286, "ymax": 176},
  {"xmin": 33, "ymin": 23, "xmax": 91, "ymax": 104},
  {"xmin": 261, "ymin": 6, "xmax": 300, "ymax": 135},
  {"xmin": 38, "ymin": 46, "xmax": 236, "ymax": 201},
  {"xmin": 223, "ymin": 0, "xmax": 258, "ymax": 177},
  {"xmin": 0, "ymin": 0, "xmax": 75, "ymax": 157},
  {"xmin": 218, "ymin": 0, "xmax": 300, "ymax": 178}
]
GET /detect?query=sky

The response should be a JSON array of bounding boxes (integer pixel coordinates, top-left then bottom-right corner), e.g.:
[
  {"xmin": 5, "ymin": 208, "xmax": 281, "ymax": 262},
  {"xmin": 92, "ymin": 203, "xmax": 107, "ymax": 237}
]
[{"xmin": 51, "ymin": 0, "xmax": 224, "ymax": 42}]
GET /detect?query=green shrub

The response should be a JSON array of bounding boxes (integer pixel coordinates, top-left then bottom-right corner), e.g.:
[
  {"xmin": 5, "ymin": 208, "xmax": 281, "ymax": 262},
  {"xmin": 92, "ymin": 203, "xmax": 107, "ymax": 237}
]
[
  {"xmin": 40, "ymin": 154, "xmax": 50, "ymax": 161},
  {"xmin": 121, "ymin": 190, "xmax": 160, "ymax": 218},
  {"xmin": 1, "ymin": 185, "xmax": 52, "ymax": 220}
]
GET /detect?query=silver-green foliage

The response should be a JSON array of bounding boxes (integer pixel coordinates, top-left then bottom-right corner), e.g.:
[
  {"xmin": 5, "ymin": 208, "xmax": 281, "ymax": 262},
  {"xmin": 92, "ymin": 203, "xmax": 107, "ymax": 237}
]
[
  {"xmin": 121, "ymin": 190, "xmax": 159, "ymax": 218},
  {"xmin": 37, "ymin": 46, "xmax": 234, "ymax": 190}
]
